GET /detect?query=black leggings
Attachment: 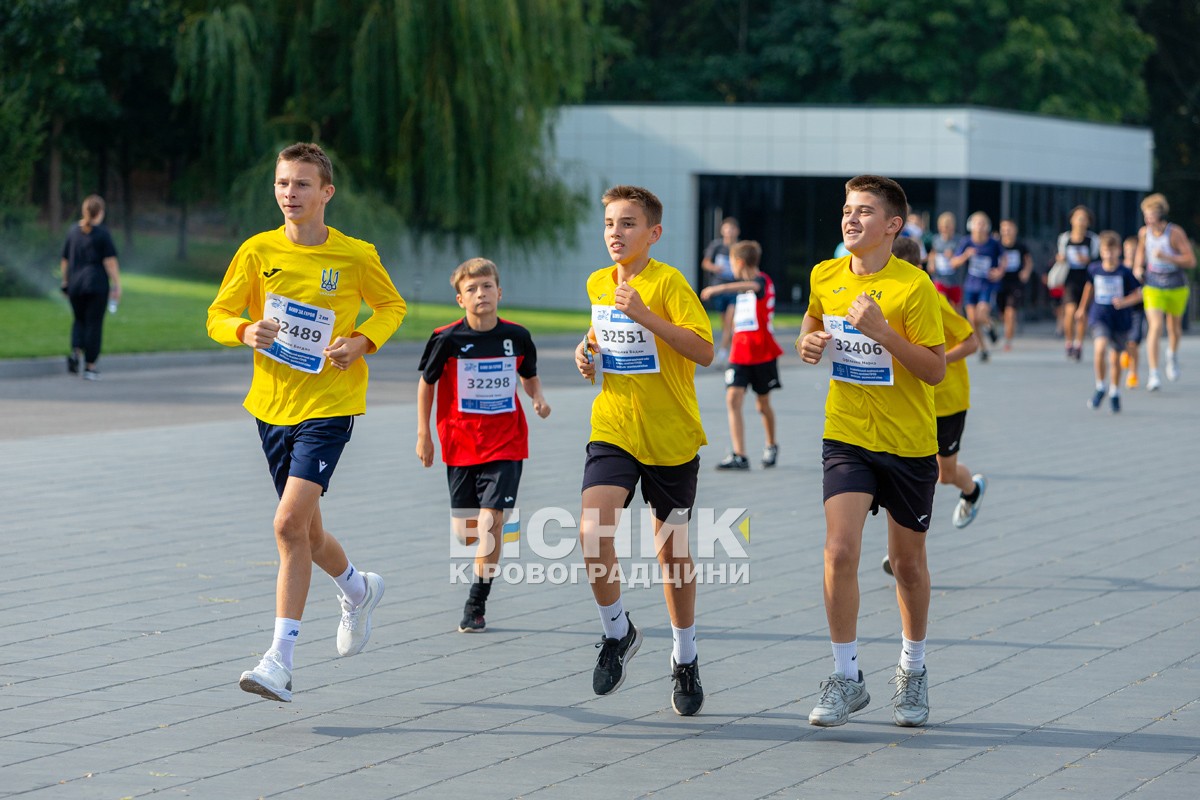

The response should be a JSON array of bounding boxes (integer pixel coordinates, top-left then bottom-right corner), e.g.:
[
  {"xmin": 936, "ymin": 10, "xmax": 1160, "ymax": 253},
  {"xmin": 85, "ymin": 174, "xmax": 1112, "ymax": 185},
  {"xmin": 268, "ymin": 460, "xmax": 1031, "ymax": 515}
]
[{"xmin": 69, "ymin": 292, "xmax": 108, "ymax": 365}]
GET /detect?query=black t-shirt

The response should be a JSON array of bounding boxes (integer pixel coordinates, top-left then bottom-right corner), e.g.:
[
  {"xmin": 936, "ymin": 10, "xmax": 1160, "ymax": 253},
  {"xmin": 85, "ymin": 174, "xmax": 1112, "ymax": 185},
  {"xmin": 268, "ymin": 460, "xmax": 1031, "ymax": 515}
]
[{"xmin": 62, "ymin": 224, "xmax": 117, "ymax": 295}]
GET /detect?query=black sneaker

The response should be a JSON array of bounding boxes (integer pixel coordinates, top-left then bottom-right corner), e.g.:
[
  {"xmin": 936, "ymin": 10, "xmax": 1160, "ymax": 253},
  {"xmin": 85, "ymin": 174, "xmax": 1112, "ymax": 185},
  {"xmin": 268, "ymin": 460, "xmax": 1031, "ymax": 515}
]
[
  {"xmin": 458, "ymin": 601, "xmax": 486, "ymax": 633},
  {"xmin": 671, "ymin": 657, "xmax": 704, "ymax": 716},
  {"xmin": 979, "ymin": 350, "xmax": 989, "ymax": 363},
  {"xmin": 593, "ymin": 613, "xmax": 642, "ymax": 695},
  {"xmin": 1087, "ymin": 388, "xmax": 1105, "ymax": 410},
  {"xmin": 716, "ymin": 453, "xmax": 749, "ymax": 471},
  {"xmin": 66, "ymin": 353, "xmax": 79, "ymax": 374},
  {"xmin": 986, "ymin": 325, "xmax": 998, "ymax": 344}
]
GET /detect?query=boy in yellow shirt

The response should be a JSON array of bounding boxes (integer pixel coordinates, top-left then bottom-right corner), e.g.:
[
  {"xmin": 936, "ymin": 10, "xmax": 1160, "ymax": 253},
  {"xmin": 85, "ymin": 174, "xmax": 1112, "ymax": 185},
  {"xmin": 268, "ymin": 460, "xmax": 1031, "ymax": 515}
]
[
  {"xmin": 797, "ymin": 175, "xmax": 945, "ymax": 728},
  {"xmin": 207, "ymin": 143, "xmax": 406, "ymax": 702},
  {"xmin": 574, "ymin": 185, "xmax": 714, "ymax": 716}
]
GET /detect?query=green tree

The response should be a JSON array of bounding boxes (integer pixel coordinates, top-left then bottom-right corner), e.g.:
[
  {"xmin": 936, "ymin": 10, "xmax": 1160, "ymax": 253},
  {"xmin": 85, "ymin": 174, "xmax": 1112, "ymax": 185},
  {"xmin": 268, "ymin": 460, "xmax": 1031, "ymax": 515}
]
[{"xmin": 835, "ymin": 0, "xmax": 1153, "ymax": 123}]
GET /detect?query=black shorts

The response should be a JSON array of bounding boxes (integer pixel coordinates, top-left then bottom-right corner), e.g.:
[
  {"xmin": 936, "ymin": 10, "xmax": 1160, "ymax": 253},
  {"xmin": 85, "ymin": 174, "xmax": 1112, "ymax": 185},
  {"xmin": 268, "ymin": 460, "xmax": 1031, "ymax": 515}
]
[
  {"xmin": 447, "ymin": 460, "xmax": 523, "ymax": 514},
  {"xmin": 257, "ymin": 415, "xmax": 354, "ymax": 498},
  {"xmin": 1062, "ymin": 269, "xmax": 1090, "ymax": 306},
  {"xmin": 1090, "ymin": 322, "xmax": 1130, "ymax": 352},
  {"xmin": 936, "ymin": 410, "xmax": 967, "ymax": 457},
  {"xmin": 821, "ymin": 439, "xmax": 938, "ymax": 533},
  {"xmin": 996, "ymin": 276, "xmax": 1025, "ymax": 312},
  {"xmin": 582, "ymin": 442, "xmax": 699, "ymax": 524},
  {"xmin": 1127, "ymin": 308, "xmax": 1145, "ymax": 345},
  {"xmin": 725, "ymin": 360, "xmax": 781, "ymax": 395}
]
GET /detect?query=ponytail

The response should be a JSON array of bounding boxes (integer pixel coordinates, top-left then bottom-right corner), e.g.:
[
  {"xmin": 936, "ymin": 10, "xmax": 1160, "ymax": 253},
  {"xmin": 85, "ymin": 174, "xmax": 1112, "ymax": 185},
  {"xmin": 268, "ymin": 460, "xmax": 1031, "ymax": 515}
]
[{"xmin": 79, "ymin": 195, "xmax": 105, "ymax": 234}]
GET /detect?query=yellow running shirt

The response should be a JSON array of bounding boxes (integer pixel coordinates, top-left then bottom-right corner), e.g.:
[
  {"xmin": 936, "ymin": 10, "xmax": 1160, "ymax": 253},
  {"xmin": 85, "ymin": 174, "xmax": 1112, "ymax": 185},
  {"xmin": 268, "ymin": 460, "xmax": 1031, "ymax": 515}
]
[
  {"xmin": 806, "ymin": 254, "xmax": 943, "ymax": 457},
  {"xmin": 207, "ymin": 226, "xmax": 407, "ymax": 426},
  {"xmin": 586, "ymin": 259, "xmax": 712, "ymax": 466},
  {"xmin": 935, "ymin": 292, "xmax": 973, "ymax": 418}
]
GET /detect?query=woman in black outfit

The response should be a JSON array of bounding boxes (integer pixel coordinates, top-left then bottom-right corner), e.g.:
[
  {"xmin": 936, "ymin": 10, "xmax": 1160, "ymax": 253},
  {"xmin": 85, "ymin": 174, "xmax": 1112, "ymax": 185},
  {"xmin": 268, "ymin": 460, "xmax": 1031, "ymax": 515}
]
[{"xmin": 60, "ymin": 195, "xmax": 121, "ymax": 379}]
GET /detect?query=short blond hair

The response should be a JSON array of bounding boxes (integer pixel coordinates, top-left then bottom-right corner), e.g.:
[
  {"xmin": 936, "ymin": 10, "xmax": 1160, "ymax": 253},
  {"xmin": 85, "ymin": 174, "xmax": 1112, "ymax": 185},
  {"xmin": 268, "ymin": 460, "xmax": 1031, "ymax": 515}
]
[
  {"xmin": 1140, "ymin": 192, "xmax": 1169, "ymax": 215},
  {"xmin": 450, "ymin": 257, "xmax": 500, "ymax": 292},
  {"xmin": 1099, "ymin": 230, "xmax": 1122, "ymax": 249}
]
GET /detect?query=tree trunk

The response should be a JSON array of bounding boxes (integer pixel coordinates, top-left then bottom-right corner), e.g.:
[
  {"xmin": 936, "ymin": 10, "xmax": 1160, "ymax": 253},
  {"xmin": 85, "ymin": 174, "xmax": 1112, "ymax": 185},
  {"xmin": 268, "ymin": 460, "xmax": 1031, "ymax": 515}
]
[
  {"xmin": 120, "ymin": 136, "xmax": 134, "ymax": 252},
  {"xmin": 173, "ymin": 154, "xmax": 189, "ymax": 260},
  {"xmin": 47, "ymin": 115, "xmax": 63, "ymax": 233}
]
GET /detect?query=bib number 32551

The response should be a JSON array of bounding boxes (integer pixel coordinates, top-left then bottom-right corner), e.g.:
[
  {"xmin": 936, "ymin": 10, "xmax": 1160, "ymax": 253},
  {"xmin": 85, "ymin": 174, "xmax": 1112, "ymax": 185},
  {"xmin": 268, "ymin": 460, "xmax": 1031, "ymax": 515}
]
[
  {"xmin": 824, "ymin": 314, "xmax": 893, "ymax": 386},
  {"xmin": 592, "ymin": 305, "xmax": 660, "ymax": 374}
]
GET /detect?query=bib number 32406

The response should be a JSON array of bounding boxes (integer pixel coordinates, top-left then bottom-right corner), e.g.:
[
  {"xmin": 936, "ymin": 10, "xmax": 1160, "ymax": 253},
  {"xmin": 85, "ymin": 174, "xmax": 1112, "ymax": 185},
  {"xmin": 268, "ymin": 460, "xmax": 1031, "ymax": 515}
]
[{"xmin": 823, "ymin": 314, "xmax": 893, "ymax": 386}]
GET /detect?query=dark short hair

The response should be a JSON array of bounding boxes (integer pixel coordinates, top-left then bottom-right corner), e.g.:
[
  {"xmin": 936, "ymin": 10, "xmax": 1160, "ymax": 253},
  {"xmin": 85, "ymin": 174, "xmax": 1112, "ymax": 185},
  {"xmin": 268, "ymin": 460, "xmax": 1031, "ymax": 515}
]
[
  {"xmin": 1069, "ymin": 204, "xmax": 1094, "ymax": 228},
  {"xmin": 845, "ymin": 175, "xmax": 908, "ymax": 225},
  {"xmin": 891, "ymin": 237, "xmax": 922, "ymax": 265},
  {"xmin": 730, "ymin": 240, "xmax": 761, "ymax": 267},
  {"xmin": 278, "ymin": 142, "xmax": 333, "ymax": 186},
  {"xmin": 602, "ymin": 185, "xmax": 663, "ymax": 227}
]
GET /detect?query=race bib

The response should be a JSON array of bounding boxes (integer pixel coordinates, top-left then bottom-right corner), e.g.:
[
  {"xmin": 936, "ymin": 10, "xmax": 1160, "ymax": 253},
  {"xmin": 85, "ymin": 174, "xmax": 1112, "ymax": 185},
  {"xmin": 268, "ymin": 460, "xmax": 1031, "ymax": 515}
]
[
  {"xmin": 1004, "ymin": 250, "xmax": 1022, "ymax": 272},
  {"xmin": 733, "ymin": 291, "xmax": 759, "ymax": 333},
  {"xmin": 824, "ymin": 314, "xmax": 894, "ymax": 386},
  {"xmin": 1093, "ymin": 274, "xmax": 1123, "ymax": 306},
  {"xmin": 457, "ymin": 357, "xmax": 517, "ymax": 414},
  {"xmin": 1066, "ymin": 244, "xmax": 1091, "ymax": 267},
  {"xmin": 592, "ymin": 305, "xmax": 660, "ymax": 374},
  {"xmin": 261, "ymin": 293, "xmax": 335, "ymax": 374},
  {"xmin": 934, "ymin": 252, "xmax": 954, "ymax": 276},
  {"xmin": 967, "ymin": 254, "xmax": 994, "ymax": 279}
]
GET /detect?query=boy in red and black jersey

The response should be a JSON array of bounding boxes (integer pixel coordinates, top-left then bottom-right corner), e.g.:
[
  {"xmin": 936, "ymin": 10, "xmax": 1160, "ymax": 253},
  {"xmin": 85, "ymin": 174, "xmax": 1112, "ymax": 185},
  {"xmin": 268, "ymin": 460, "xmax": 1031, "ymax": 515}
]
[
  {"xmin": 417, "ymin": 258, "xmax": 550, "ymax": 633},
  {"xmin": 699, "ymin": 240, "xmax": 784, "ymax": 469}
]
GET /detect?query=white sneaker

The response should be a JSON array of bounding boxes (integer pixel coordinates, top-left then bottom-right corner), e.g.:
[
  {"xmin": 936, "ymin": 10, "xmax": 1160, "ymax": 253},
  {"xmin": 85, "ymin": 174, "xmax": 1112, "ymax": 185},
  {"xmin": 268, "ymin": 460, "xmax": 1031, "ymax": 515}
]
[
  {"xmin": 1147, "ymin": 372, "xmax": 1162, "ymax": 392},
  {"xmin": 952, "ymin": 474, "xmax": 987, "ymax": 529},
  {"xmin": 809, "ymin": 670, "xmax": 870, "ymax": 726},
  {"xmin": 1166, "ymin": 355, "xmax": 1179, "ymax": 382},
  {"xmin": 337, "ymin": 572, "xmax": 384, "ymax": 656},
  {"xmin": 891, "ymin": 665, "xmax": 930, "ymax": 727},
  {"xmin": 239, "ymin": 650, "xmax": 292, "ymax": 702}
]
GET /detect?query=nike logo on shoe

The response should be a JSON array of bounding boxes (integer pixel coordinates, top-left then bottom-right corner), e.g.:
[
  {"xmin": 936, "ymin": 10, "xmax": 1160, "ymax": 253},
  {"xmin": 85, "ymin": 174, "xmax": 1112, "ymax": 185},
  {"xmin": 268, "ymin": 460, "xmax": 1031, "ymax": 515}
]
[{"xmin": 262, "ymin": 268, "xmax": 282, "ymax": 278}]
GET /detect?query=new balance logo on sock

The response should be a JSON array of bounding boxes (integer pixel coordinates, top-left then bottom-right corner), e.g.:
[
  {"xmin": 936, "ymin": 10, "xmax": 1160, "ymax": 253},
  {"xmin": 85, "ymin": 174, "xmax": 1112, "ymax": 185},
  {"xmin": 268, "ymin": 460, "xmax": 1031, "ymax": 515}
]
[
  {"xmin": 319, "ymin": 460, "xmax": 328, "ymax": 473},
  {"xmin": 287, "ymin": 629, "xmax": 299, "ymax": 637}
]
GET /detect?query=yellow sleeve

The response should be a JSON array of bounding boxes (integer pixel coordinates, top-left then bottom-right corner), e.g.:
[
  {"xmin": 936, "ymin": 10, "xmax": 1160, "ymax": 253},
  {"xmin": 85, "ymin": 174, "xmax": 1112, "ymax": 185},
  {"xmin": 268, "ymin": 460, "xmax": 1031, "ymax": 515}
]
[
  {"xmin": 905, "ymin": 275, "xmax": 945, "ymax": 348},
  {"xmin": 662, "ymin": 269, "xmax": 713, "ymax": 342},
  {"xmin": 352, "ymin": 242, "xmax": 407, "ymax": 351},
  {"xmin": 206, "ymin": 242, "xmax": 258, "ymax": 347},
  {"xmin": 805, "ymin": 260, "xmax": 828, "ymax": 320}
]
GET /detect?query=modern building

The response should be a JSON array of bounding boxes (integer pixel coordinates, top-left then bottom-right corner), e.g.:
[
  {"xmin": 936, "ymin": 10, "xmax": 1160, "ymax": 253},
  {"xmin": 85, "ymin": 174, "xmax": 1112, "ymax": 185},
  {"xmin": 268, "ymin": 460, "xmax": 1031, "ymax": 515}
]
[{"xmin": 490, "ymin": 105, "xmax": 1152, "ymax": 313}]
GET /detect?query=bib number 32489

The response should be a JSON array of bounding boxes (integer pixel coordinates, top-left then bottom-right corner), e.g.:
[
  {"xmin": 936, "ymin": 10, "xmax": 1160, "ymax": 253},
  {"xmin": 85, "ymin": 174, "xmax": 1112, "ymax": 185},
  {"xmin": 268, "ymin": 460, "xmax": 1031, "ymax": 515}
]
[
  {"xmin": 823, "ymin": 314, "xmax": 893, "ymax": 386},
  {"xmin": 261, "ymin": 293, "xmax": 335, "ymax": 374}
]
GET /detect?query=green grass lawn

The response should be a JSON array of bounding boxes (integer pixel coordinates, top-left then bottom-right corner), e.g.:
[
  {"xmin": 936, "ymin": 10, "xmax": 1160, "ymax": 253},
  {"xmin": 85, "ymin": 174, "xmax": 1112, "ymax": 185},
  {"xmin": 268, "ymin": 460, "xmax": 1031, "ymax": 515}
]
[{"xmin": 2, "ymin": 269, "xmax": 805, "ymax": 360}]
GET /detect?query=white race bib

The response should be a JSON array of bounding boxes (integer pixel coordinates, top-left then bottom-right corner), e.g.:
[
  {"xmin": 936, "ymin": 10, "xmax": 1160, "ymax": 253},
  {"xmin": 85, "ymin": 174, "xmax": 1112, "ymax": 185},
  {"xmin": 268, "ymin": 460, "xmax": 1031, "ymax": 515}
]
[
  {"xmin": 1004, "ymin": 250, "xmax": 1022, "ymax": 272},
  {"xmin": 457, "ymin": 357, "xmax": 518, "ymax": 414},
  {"xmin": 261, "ymin": 293, "xmax": 335, "ymax": 374},
  {"xmin": 1093, "ymin": 274, "xmax": 1122, "ymax": 306},
  {"xmin": 824, "ymin": 314, "xmax": 894, "ymax": 386},
  {"xmin": 934, "ymin": 252, "xmax": 954, "ymax": 276},
  {"xmin": 733, "ymin": 291, "xmax": 759, "ymax": 333},
  {"xmin": 592, "ymin": 305, "xmax": 660, "ymax": 374}
]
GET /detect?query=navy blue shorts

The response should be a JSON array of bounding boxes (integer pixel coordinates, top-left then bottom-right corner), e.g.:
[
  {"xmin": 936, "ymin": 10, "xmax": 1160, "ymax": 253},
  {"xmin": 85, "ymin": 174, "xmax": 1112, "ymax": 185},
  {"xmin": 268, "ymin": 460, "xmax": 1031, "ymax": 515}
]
[
  {"xmin": 582, "ymin": 442, "xmax": 698, "ymax": 524},
  {"xmin": 447, "ymin": 460, "xmax": 523, "ymax": 515},
  {"xmin": 963, "ymin": 277, "xmax": 997, "ymax": 308},
  {"xmin": 709, "ymin": 292, "xmax": 736, "ymax": 313},
  {"xmin": 257, "ymin": 416, "xmax": 355, "ymax": 498},
  {"xmin": 821, "ymin": 439, "xmax": 937, "ymax": 533}
]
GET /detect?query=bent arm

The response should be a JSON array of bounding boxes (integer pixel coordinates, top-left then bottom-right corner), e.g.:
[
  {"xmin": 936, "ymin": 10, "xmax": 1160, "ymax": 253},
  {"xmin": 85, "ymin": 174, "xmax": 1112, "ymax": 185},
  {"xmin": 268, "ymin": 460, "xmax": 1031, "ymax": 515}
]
[
  {"xmin": 946, "ymin": 332, "xmax": 978, "ymax": 364},
  {"xmin": 642, "ymin": 315, "xmax": 714, "ymax": 367}
]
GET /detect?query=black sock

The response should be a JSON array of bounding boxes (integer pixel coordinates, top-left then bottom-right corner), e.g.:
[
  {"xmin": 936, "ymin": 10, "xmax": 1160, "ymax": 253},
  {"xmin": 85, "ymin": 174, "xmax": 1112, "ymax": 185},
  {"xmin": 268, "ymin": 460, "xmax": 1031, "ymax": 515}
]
[
  {"xmin": 961, "ymin": 485, "xmax": 981, "ymax": 503},
  {"xmin": 468, "ymin": 577, "xmax": 493, "ymax": 606}
]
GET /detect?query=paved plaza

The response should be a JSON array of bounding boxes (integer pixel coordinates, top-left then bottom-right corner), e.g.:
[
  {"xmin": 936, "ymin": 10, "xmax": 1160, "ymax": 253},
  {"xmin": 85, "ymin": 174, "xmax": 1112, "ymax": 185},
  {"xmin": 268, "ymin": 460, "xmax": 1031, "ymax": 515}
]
[{"xmin": 1, "ymin": 327, "xmax": 1197, "ymax": 799}]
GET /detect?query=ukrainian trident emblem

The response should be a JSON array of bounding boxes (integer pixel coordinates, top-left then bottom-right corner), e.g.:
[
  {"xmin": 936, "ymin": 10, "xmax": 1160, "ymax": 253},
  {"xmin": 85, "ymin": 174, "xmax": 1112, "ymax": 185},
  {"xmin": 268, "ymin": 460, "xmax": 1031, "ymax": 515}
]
[{"xmin": 321, "ymin": 269, "xmax": 340, "ymax": 294}]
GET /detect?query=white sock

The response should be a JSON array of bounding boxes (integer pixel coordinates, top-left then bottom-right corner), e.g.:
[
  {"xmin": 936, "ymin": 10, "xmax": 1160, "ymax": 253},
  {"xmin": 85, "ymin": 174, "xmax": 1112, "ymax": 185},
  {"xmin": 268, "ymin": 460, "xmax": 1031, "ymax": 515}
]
[
  {"xmin": 1109, "ymin": 383, "xmax": 1119, "ymax": 397},
  {"xmin": 672, "ymin": 624, "xmax": 697, "ymax": 665},
  {"xmin": 333, "ymin": 562, "xmax": 367, "ymax": 606},
  {"xmin": 598, "ymin": 598, "xmax": 628, "ymax": 640},
  {"xmin": 901, "ymin": 636, "xmax": 926, "ymax": 671},
  {"xmin": 1095, "ymin": 380, "xmax": 1105, "ymax": 391},
  {"xmin": 832, "ymin": 640, "xmax": 859, "ymax": 679},
  {"xmin": 271, "ymin": 617, "xmax": 301, "ymax": 670}
]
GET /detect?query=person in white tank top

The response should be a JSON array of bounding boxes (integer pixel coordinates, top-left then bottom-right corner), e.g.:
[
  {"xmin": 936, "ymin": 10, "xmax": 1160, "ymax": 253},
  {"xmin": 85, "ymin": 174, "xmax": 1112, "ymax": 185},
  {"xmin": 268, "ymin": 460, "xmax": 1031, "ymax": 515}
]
[{"xmin": 1133, "ymin": 193, "xmax": 1196, "ymax": 390}]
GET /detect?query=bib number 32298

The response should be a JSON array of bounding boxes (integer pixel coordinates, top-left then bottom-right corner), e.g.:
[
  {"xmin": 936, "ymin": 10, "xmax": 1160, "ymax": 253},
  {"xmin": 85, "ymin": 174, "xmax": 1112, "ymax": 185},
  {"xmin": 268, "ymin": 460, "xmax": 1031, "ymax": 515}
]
[{"xmin": 824, "ymin": 314, "xmax": 893, "ymax": 386}]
